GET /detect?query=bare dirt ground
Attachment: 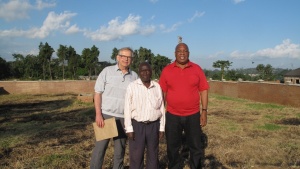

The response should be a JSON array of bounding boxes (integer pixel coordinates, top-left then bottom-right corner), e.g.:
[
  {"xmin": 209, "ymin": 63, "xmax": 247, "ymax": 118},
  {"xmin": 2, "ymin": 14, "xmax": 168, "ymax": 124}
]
[{"xmin": 0, "ymin": 93, "xmax": 299, "ymax": 169}]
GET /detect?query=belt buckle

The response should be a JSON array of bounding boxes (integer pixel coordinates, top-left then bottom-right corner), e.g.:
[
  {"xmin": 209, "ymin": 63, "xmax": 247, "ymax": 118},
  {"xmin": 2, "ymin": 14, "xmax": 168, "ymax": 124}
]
[{"xmin": 143, "ymin": 121, "xmax": 150, "ymax": 124}]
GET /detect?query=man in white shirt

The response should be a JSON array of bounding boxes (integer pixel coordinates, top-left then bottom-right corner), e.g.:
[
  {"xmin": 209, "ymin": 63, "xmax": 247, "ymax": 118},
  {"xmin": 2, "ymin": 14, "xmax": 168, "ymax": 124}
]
[{"xmin": 124, "ymin": 62, "xmax": 165, "ymax": 169}]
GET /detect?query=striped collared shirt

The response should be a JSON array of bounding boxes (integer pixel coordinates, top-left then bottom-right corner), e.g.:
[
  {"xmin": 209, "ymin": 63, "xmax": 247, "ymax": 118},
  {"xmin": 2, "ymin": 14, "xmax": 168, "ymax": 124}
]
[
  {"xmin": 94, "ymin": 64, "xmax": 138, "ymax": 117},
  {"xmin": 124, "ymin": 78, "xmax": 165, "ymax": 132}
]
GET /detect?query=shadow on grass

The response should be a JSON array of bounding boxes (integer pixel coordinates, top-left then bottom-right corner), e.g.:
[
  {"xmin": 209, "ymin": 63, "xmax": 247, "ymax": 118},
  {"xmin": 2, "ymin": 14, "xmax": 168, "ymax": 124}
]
[
  {"xmin": 0, "ymin": 99, "xmax": 73, "ymax": 115},
  {"xmin": 0, "ymin": 96, "xmax": 95, "ymax": 159},
  {"xmin": 275, "ymin": 118, "xmax": 300, "ymax": 125},
  {"xmin": 169, "ymin": 128, "xmax": 227, "ymax": 169}
]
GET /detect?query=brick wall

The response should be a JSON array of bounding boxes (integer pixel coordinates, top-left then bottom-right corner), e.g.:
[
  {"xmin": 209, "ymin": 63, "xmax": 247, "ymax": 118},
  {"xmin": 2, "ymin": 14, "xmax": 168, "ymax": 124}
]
[
  {"xmin": 1, "ymin": 80, "xmax": 300, "ymax": 107},
  {"xmin": 209, "ymin": 80, "xmax": 300, "ymax": 107},
  {"xmin": 0, "ymin": 80, "xmax": 95, "ymax": 95}
]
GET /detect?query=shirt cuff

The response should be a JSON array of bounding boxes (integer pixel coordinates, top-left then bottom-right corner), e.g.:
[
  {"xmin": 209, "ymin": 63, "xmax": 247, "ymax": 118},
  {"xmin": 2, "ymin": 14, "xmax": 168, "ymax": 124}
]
[
  {"xmin": 125, "ymin": 125, "xmax": 134, "ymax": 133},
  {"xmin": 159, "ymin": 125, "xmax": 164, "ymax": 132}
]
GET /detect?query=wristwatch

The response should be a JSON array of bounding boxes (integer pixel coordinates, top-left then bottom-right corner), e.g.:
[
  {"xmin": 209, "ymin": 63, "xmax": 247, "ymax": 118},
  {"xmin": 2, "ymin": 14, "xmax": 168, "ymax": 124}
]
[{"xmin": 202, "ymin": 109, "xmax": 208, "ymax": 112}]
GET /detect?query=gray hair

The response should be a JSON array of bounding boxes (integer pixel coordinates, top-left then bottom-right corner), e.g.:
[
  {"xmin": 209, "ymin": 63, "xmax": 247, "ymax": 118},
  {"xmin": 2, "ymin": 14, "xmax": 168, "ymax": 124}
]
[{"xmin": 118, "ymin": 47, "xmax": 134, "ymax": 57}]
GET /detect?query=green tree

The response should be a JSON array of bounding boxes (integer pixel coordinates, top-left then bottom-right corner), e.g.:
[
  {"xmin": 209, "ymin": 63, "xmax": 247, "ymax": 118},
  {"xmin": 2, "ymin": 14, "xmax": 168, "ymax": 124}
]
[
  {"xmin": 38, "ymin": 42, "xmax": 54, "ymax": 80},
  {"xmin": 51, "ymin": 58, "xmax": 60, "ymax": 80},
  {"xmin": 67, "ymin": 46, "xmax": 80, "ymax": 79},
  {"xmin": 82, "ymin": 48, "xmax": 91, "ymax": 76},
  {"xmin": 131, "ymin": 49, "xmax": 139, "ymax": 72},
  {"xmin": 57, "ymin": 45, "xmax": 68, "ymax": 79},
  {"xmin": 138, "ymin": 47, "xmax": 153, "ymax": 64},
  {"xmin": 23, "ymin": 54, "xmax": 40, "ymax": 79},
  {"xmin": 91, "ymin": 45, "xmax": 100, "ymax": 76},
  {"xmin": 256, "ymin": 64, "xmax": 265, "ymax": 79},
  {"xmin": 12, "ymin": 54, "xmax": 25, "ymax": 78},
  {"xmin": 82, "ymin": 45, "xmax": 100, "ymax": 78},
  {"xmin": 264, "ymin": 64, "xmax": 274, "ymax": 80},
  {"xmin": 225, "ymin": 69, "xmax": 250, "ymax": 81},
  {"xmin": 12, "ymin": 54, "xmax": 43, "ymax": 80},
  {"xmin": 212, "ymin": 60, "xmax": 232, "ymax": 80},
  {"xmin": 151, "ymin": 54, "xmax": 171, "ymax": 79},
  {"xmin": 0, "ymin": 57, "xmax": 11, "ymax": 79},
  {"xmin": 225, "ymin": 70, "xmax": 237, "ymax": 81},
  {"xmin": 110, "ymin": 47, "xmax": 118, "ymax": 62},
  {"xmin": 256, "ymin": 64, "xmax": 274, "ymax": 80},
  {"xmin": 130, "ymin": 47, "xmax": 154, "ymax": 73}
]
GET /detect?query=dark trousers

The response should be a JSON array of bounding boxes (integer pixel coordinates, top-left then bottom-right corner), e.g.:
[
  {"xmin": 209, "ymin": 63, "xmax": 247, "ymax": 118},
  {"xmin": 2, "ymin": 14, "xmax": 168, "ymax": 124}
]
[
  {"xmin": 165, "ymin": 112, "xmax": 203, "ymax": 169},
  {"xmin": 90, "ymin": 115, "xmax": 127, "ymax": 169},
  {"xmin": 129, "ymin": 119, "xmax": 160, "ymax": 169}
]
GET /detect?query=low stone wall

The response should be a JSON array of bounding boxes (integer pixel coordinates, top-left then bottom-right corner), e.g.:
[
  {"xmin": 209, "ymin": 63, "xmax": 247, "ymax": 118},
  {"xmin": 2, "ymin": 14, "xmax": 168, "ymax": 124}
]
[
  {"xmin": 0, "ymin": 80, "xmax": 95, "ymax": 95},
  {"xmin": 1, "ymin": 80, "xmax": 300, "ymax": 107},
  {"xmin": 209, "ymin": 80, "xmax": 300, "ymax": 107}
]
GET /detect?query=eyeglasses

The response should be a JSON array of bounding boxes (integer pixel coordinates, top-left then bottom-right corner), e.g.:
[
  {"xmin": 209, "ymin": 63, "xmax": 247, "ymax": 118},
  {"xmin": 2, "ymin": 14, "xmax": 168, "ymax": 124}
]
[{"xmin": 119, "ymin": 54, "xmax": 133, "ymax": 60}]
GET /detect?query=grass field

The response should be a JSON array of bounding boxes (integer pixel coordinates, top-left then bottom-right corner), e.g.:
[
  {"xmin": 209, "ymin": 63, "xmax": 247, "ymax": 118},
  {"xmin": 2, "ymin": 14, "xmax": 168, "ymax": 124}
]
[{"xmin": 0, "ymin": 93, "xmax": 299, "ymax": 169}]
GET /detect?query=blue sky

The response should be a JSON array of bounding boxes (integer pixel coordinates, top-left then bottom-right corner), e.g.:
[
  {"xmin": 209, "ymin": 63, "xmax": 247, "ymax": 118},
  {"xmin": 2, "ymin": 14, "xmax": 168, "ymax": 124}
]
[{"xmin": 0, "ymin": 0, "xmax": 300, "ymax": 70}]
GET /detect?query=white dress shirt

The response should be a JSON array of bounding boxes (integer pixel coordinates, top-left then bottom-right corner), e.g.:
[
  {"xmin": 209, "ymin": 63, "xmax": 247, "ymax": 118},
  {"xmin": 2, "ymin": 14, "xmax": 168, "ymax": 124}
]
[{"xmin": 124, "ymin": 79, "xmax": 165, "ymax": 133}]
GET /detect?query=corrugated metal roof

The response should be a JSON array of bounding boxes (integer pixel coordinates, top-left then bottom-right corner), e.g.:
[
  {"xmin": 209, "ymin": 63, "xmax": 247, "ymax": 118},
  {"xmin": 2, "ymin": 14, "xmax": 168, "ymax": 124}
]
[{"xmin": 285, "ymin": 68, "xmax": 300, "ymax": 77}]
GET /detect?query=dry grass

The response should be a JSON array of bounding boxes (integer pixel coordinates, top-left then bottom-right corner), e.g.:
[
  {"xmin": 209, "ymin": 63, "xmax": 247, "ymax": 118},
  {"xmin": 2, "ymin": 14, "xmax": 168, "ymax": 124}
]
[{"xmin": 0, "ymin": 93, "xmax": 299, "ymax": 169}]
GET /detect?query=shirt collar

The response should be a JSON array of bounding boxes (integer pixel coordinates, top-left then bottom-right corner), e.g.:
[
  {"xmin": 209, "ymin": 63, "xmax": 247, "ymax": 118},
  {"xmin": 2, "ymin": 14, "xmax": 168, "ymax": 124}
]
[
  {"xmin": 137, "ymin": 78, "xmax": 155, "ymax": 88},
  {"xmin": 115, "ymin": 64, "xmax": 132, "ymax": 74},
  {"xmin": 171, "ymin": 61, "xmax": 192, "ymax": 68}
]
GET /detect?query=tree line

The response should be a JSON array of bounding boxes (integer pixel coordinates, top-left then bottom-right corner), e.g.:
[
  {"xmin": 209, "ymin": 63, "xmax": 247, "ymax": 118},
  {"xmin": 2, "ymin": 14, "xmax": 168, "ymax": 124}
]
[
  {"xmin": 0, "ymin": 43, "xmax": 290, "ymax": 82},
  {"xmin": 210, "ymin": 60, "xmax": 290, "ymax": 82},
  {"xmin": 0, "ymin": 42, "xmax": 171, "ymax": 80}
]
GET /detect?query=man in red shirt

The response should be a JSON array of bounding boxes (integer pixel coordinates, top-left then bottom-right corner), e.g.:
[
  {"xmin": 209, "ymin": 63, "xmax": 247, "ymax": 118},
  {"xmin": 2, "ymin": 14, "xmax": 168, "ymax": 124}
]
[{"xmin": 159, "ymin": 43, "xmax": 209, "ymax": 169}]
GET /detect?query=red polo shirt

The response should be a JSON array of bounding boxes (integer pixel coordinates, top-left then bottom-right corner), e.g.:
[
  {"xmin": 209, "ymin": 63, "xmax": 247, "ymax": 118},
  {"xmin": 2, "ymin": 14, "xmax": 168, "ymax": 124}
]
[{"xmin": 159, "ymin": 61, "xmax": 209, "ymax": 116}]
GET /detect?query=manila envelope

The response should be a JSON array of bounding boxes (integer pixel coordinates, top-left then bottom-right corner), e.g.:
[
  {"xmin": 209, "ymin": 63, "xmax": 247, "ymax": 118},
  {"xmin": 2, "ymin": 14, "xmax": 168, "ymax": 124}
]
[{"xmin": 92, "ymin": 117, "xmax": 118, "ymax": 141}]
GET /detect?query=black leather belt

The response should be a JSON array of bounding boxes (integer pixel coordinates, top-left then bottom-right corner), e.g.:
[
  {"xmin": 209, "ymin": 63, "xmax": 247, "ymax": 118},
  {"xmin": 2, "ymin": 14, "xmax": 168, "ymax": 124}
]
[{"xmin": 132, "ymin": 119, "xmax": 159, "ymax": 125}]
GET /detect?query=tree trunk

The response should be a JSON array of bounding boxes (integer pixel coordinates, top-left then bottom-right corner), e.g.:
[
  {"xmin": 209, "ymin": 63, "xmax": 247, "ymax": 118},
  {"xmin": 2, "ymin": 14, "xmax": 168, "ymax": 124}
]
[
  {"xmin": 48, "ymin": 62, "xmax": 52, "ymax": 80},
  {"xmin": 62, "ymin": 60, "xmax": 65, "ymax": 80},
  {"xmin": 89, "ymin": 68, "xmax": 92, "ymax": 79},
  {"xmin": 43, "ymin": 63, "xmax": 46, "ymax": 80},
  {"xmin": 73, "ymin": 66, "xmax": 76, "ymax": 80}
]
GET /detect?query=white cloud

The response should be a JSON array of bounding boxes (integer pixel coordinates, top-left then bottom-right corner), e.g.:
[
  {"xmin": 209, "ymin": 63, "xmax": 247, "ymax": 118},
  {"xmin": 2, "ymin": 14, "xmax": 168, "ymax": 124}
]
[
  {"xmin": 40, "ymin": 11, "xmax": 77, "ymax": 35},
  {"xmin": 65, "ymin": 24, "xmax": 82, "ymax": 34},
  {"xmin": 233, "ymin": 0, "xmax": 245, "ymax": 4},
  {"xmin": 256, "ymin": 39, "xmax": 300, "ymax": 58},
  {"xmin": 161, "ymin": 22, "xmax": 182, "ymax": 33},
  {"xmin": 35, "ymin": 0, "xmax": 56, "ymax": 10},
  {"xmin": 230, "ymin": 50, "xmax": 251, "ymax": 59},
  {"xmin": 230, "ymin": 39, "xmax": 300, "ymax": 59},
  {"xmin": 0, "ymin": 0, "xmax": 55, "ymax": 21},
  {"xmin": 188, "ymin": 11, "xmax": 205, "ymax": 23},
  {"xmin": 0, "ymin": 11, "xmax": 77, "ymax": 38},
  {"xmin": 0, "ymin": 0, "xmax": 32, "ymax": 21},
  {"xmin": 84, "ymin": 14, "xmax": 155, "ymax": 41}
]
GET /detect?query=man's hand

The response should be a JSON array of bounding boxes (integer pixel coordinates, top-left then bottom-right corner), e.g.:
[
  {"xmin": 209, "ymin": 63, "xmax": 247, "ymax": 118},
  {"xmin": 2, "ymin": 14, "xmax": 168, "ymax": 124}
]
[
  {"xmin": 94, "ymin": 93, "xmax": 104, "ymax": 128},
  {"xmin": 159, "ymin": 132, "xmax": 164, "ymax": 140},
  {"xmin": 96, "ymin": 114, "xmax": 105, "ymax": 128},
  {"xmin": 127, "ymin": 132, "xmax": 135, "ymax": 140},
  {"xmin": 200, "ymin": 111, "xmax": 207, "ymax": 127}
]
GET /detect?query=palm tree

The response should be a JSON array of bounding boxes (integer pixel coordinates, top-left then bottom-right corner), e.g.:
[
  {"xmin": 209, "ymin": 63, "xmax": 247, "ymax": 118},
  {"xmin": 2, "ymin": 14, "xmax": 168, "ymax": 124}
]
[{"xmin": 213, "ymin": 60, "xmax": 232, "ymax": 80}]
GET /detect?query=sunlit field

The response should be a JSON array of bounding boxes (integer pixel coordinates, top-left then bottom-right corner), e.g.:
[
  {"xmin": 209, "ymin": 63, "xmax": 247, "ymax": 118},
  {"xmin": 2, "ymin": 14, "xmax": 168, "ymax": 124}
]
[{"xmin": 0, "ymin": 93, "xmax": 299, "ymax": 169}]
